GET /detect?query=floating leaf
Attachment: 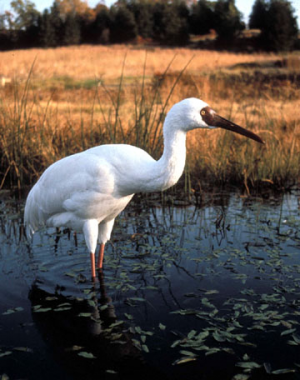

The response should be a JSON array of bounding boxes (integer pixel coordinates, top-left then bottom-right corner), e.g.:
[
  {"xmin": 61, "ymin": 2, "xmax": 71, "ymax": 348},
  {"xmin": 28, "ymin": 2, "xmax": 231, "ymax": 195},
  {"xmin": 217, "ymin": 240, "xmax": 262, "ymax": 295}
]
[
  {"xmin": 129, "ymin": 297, "xmax": 146, "ymax": 302},
  {"xmin": 236, "ymin": 362, "xmax": 261, "ymax": 369},
  {"xmin": 281, "ymin": 328, "xmax": 296, "ymax": 336},
  {"xmin": 0, "ymin": 351, "xmax": 12, "ymax": 358},
  {"xmin": 187, "ymin": 330, "xmax": 197, "ymax": 339},
  {"xmin": 205, "ymin": 348, "xmax": 220, "ymax": 356},
  {"xmin": 223, "ymin": 348, "xmax": 235, "ymax": 355},
  {"xmin": 259, "ymin": 304, "xmax": 269, "ymax": 311},
  {"xmin": 281, "ymin": 320, "xmax": 293, "ymax": 329},
  {"xmin": 78, "ymin": 313, "xmax": 92, "ymax": 317},
  {"xmin": 106, "ymin": 370, "xmax": 118, "ymax": 374},
  {"xmin": 171, "ymin": 340, "xmax": 181, "ymax": 348},
  {"xmin": 58, "ymin": 303, "xmax": 71, "ymax": 308},
  {"xmin": 33, "ymin": 307, "xmax": 52, "ymax": 313},
  {"xmin": 180, "ymin": 350, "xmax": 197, "ymax": 357},
  {"xmin": 272, "ymin": 369, "xmax": 296, "ymax": 375},
  {"xmin": 159, "ymin": 323, "xmax": 166, "ymax": 331},
  {"xmin": 287, "ymin": 340, "xmax": 298, "ymax": 346},
  {"xmin": 232, "ymin": 375, "xmax": 250, "ymax": 380},
  {"xmin": 213, "ymin": 331, "xmax": 226, "ymax": 342},
  {"xmin": 142, "ymin": 344, "xmax": 149, "ymax": 353},
  {"xmin": 54, "ymin": 307, "xmax": 71, "ymax": 312},
  {"xmin": 109, "ymin": 321, "xmax": 123, "ymax": 329},
  {"xmin": 173, "ymin": 357, "xmax": 197, "ymax": 365},
  {"xmin": 292, "ymin": 334, "xmax": 300, "ymax": 344},
  {"xmin": 197, "ymin": 331, "xmax": 209, "ymax": 340},
  {"xmin": 67, "ymin": 345, "xmax": 84, "ymax": 352},
  {"xmin": 205, "ymin": 290, "xmax": 219, "ymax": 295},
  {"xmin": 2, "ymin": 307, "xmax": 23, "ymax": 315},
  {"xmin": 264, "ymin": 362, "xmax": 272, "ymax": 374},
  {"xmin": 2, "ymin": 309, "xmax": 15, "ymax": 315},
  {"xmin": 13, "ymin": 347, "xmax": 33, "ymax": 353},
  {"xmin": 78, "ymin": 351, "xmax": 96, "ymax": 359}
]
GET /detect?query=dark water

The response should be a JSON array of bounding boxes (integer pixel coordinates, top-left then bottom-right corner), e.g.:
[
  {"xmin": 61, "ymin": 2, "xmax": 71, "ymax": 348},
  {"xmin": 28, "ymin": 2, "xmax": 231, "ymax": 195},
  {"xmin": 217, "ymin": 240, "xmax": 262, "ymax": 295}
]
[{"xmin": 1, "ymin": 190, "xmax": 300, "ymax": 380}]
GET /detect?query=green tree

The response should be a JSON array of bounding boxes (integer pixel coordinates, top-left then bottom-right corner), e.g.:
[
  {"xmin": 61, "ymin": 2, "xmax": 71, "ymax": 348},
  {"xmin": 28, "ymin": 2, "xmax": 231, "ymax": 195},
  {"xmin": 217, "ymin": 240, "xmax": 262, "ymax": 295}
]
[
  {"xmin": 10, "ymin": 0, "xmax": 39, "ymax": 30},
  {"xmin": 63, "ymin": 12, "xmax": 81, "ymax": 45},
  {"xmin": 49, "ymin": 1, "xmax": 64, "ymax": 46},
  {"xmin": 0, "ymin": 14, "xmax": 6, "ymax": 30},
  {"xmin": 127, "ymin": 2, "xmax": 154, "ymax": 39},
  {"xmin": 249, "ymin": 0, "xmax": 268, "ymax": 29},
  {"xmin": 92, "ymin": 6, "xmax": 111, "ymax": 43},
  {"xmin": 261, "ymin": 0, "xmax": 298, "ymax": 51},
  {"xmin": 152, "ymin": 2, "xmax": 189, "ymax": 45},
  {"xmin": 190, "ymin": 0, "xmax": 215, "ymax": 35},
  {"xmin": 110, "ymin": 6, "xmax": 137, "ymax": 43},
  {"xmin": 10, "ymin": 0, "xmax": 40, "ymax": 46},
  {"xmin": 214, "ymin": 0, "xmax": 245, "ymax": 46},
  {"xmin": 39, "ymin": 9, "xmax": 57, "ymax": 47},
  {"xmin": 0, "ymin": 12, "xmax": 12, "ymax": 50}
]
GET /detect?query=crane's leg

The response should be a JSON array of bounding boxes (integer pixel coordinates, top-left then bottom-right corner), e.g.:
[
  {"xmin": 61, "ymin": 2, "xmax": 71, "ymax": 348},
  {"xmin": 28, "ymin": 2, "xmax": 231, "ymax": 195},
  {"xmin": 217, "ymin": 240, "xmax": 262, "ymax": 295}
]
[
  {"xmin": 97, "ymin": 243, "xmax": 105, "ymax": 270},
  {"xmin": 74, "ymin": 231, "xmax": 78, "ymax": 247},
  {"xmin": 83, "ymin": 220, "xmax": 98, "ymax": 281},
  {"xmin": 90, "ymin": 252, "xmax": 96, "ymax": 279}
]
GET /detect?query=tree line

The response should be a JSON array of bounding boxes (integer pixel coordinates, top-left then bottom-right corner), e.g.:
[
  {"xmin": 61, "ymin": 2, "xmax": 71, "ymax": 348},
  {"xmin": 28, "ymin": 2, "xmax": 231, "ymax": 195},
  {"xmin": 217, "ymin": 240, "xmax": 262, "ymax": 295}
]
[{"xmin": 0, "ymin": 0, "xmax": 298, "ymax": 52}]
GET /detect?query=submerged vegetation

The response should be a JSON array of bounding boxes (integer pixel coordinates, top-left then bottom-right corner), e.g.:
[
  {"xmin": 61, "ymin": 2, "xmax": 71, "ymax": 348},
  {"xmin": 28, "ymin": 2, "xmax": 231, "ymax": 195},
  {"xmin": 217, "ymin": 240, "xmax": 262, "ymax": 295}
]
[{"xmin": 0, "ymin": 46, "xmax": 299, "ymax": 195}]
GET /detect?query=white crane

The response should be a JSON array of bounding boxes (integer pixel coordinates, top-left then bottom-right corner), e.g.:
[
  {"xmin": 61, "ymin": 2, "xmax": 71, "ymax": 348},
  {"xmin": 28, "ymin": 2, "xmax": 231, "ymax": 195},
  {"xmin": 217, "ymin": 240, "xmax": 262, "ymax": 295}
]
[{"xmin": 24, "ymin": 98, "xmax": 263, "ymax": 279}]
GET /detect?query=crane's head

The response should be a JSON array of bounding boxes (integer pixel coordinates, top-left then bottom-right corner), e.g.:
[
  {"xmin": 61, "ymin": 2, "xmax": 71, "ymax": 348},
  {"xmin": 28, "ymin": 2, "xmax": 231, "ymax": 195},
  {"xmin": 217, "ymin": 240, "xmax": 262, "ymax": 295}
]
[{"xmin": 167, "ymin": 98, "xmax": 264, "ymax": 144}]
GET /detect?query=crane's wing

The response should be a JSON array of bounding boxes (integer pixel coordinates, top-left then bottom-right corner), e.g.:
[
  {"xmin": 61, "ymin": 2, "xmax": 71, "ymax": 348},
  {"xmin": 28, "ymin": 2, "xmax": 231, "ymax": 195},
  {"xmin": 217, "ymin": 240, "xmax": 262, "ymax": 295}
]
[
  {"xmin": 24, "ymin": 151, "xmax": 123, "ymax": 235},
  {"xmin": 24, "ymin": 144, "xmax": 155, "ymax": 236}
]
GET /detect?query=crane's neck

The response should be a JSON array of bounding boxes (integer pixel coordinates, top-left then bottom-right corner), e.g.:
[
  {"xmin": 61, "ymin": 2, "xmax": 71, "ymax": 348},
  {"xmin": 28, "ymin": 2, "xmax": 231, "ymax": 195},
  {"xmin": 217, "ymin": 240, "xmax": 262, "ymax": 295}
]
[{"xmin": 138, "ymin": 126, "xmax": 187, "ymax": 193}]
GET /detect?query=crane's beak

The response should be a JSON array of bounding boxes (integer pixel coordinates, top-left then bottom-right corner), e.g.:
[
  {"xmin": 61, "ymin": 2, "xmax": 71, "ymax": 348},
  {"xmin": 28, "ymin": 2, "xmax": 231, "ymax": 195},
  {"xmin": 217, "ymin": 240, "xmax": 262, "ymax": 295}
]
[{"xmin": 201, "ymin": 106, "xmax": 264, "ymax": 144}]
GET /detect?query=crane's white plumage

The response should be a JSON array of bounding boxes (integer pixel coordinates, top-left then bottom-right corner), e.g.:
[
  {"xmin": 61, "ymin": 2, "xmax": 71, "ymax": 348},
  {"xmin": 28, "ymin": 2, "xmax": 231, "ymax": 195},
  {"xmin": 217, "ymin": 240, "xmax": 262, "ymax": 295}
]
[{"xmin": 24, "ymin": 98, "xmax": 263, "ymax": 279}]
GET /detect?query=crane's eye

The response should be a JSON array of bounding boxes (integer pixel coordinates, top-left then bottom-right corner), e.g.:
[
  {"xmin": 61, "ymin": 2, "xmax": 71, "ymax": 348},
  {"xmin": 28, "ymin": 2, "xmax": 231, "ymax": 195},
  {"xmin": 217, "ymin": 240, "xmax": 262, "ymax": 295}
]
[{"xmin": 200, "ymin": 106, "xmax": 215, "ymax": 125}]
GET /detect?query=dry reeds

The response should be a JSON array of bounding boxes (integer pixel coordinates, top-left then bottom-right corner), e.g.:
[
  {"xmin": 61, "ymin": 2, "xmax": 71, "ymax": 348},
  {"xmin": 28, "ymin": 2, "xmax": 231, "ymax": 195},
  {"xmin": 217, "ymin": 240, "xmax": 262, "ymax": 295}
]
[{"xmin": 0, "ymin": 46, "xmax": 299, "ymax": 195}]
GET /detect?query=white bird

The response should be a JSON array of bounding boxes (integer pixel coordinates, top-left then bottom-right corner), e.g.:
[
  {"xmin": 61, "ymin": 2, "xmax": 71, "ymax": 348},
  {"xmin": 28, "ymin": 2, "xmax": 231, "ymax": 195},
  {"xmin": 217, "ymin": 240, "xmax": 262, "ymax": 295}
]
[{"xmin": 24, "ymin": 98, "xmax": 263, "ymax": 279}]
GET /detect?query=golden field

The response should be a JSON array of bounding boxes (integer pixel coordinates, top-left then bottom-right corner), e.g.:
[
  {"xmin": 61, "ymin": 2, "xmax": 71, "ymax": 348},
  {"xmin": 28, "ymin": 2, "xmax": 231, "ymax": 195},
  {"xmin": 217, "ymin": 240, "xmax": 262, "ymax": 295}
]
[
  {"xmin": 0, "ymin": 45, "xmax": 299, "ymax": 195},
  {"xmin": 0, "ymin": 45, "xmax": 279, "ymax": 80}
]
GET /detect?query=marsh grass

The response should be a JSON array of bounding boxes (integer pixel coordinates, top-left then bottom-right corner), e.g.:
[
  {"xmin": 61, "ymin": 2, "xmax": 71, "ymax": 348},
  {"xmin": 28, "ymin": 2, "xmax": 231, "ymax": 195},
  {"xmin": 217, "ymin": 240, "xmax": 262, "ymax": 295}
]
[{"xmin": 0, "ymin": 48, "xmax": 299, "ymax": 196}]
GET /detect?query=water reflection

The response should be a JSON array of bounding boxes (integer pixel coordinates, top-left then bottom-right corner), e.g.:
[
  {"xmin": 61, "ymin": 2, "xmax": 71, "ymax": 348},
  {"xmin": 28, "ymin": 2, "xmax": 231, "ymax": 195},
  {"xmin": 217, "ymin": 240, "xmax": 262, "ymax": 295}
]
[
  {"xmin": 0, "ymin": 190, "xmax": 300, "ymax": 379},
  {"xmin": 29, "ymin": 270, "xmax": 162, "ymax": 380}
]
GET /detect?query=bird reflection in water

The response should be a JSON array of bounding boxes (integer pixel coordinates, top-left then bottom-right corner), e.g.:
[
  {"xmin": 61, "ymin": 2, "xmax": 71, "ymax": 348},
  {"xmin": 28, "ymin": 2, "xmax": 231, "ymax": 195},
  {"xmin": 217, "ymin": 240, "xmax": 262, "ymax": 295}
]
[{"xmin": 29, "ymin": 270, "xmax": 161, "ymax": 380}]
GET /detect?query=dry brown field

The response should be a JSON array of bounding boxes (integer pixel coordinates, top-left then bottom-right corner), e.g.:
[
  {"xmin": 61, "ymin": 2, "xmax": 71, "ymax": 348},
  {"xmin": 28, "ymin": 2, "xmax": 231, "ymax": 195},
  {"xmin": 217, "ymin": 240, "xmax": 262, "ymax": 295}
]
[{"xmin": 0, "ymin": 45, "xmax": 299, "ymax": 194}]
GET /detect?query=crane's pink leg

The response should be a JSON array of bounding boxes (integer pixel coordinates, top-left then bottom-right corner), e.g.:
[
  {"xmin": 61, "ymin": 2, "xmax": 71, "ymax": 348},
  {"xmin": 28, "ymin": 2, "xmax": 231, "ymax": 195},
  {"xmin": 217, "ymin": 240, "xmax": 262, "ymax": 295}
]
[
  {"xmin": 90, "ymin": 252, "xmax": 96, "ymax": 279},
  {"xmin": 97, "ymin": 243, "xmax": 105, "ymax": 269}
]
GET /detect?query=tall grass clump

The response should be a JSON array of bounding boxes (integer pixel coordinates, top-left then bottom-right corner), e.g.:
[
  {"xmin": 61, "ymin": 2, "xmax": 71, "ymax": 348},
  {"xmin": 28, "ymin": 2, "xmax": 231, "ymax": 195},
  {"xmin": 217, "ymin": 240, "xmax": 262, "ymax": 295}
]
[
  {"xmin": 0, "ymin": 63, "xmax": 41, "ymax": 195},
  {"xmin": 0, "ymin": 52, "xmax": 299, "ymax": 197}
]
